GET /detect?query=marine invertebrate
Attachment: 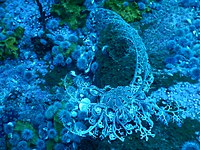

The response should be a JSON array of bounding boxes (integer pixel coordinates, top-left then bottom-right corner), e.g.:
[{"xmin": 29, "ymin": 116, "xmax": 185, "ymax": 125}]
[
  {"xmin": 45, "ymin": 105, "xmax": 58, "ymax": 120},
  {"xmin": 189, "ymin": 57, "xmax": 199, "ymax": 67},
  {"xmin": 58, "ymin": 110, "xmax": 72, "ymax": 125},
  {"xmin": 138, "ymin": 2, "xmax": 146, "ymax": 10},
  {"xmin": 65, "ymin": 57, "xmax": 72, "ymax": 65},
  {"xmin": 53, "ymin": 53, "xmax": 65, "ymax": 66},
  {"xmin": 61, "ymin": 133, "xmax": 70, "ymax": 144},
  {"xmin": 47, "ymin": 128, "xmax": 57, "ymax": 139},
  {"xmin": 166, "ymin": 39, "xmax": 177, "ymax": 50},
  {"xmin": 17, "ymin": 141, "xmax": 28, "ymax": 149},
  {"xmin": 8, "ymin": 133, "xmax": 20, "ymax": 146},
  {"xmin": 76, "ymin": 56, "xmax": 88, "ymax": 71},
  {"xmin": 71, "ymin": 46, "xmax": 82, "ymax": 60},
  {"xmin": 57, "ymin": 8, "xmax": 193, "ymax": 144},
  {"xmin": 91, "ymin": 61, "xmax": 99, "ymax": 73},
  {"xmin": 23, "ymin": 70, "xmax": 35, "ymax": 82},
  {"xmin": 190, "ymin": 67, "xmax": 200, "ymax": 80},
  {"xmin": 46, "ymin": 18, "xmax": 59, "ymax": 30},
  {"xmin": 36, "ymin": 139, "xmax": 46, "ymax": 150},
  {"xmin": 21, "ymin": 129, "xmax": 33, "ymax": 141},
  {"xmin": 3, "ymin": 122, "xmax": 14, "ymax": 134},
  {"xmin": 88, "ymin": 8, "xmax": 153, "ymax": 88},
  {"xmin": 33, "ymin": 113, "xmax": 45, "ymax": 126}
]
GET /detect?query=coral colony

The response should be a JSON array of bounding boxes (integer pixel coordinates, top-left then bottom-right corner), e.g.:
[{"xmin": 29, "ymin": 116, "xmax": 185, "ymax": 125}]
[{"xmin": 0, "ymin": 0, "xmax": 200, "ymax": 149}]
